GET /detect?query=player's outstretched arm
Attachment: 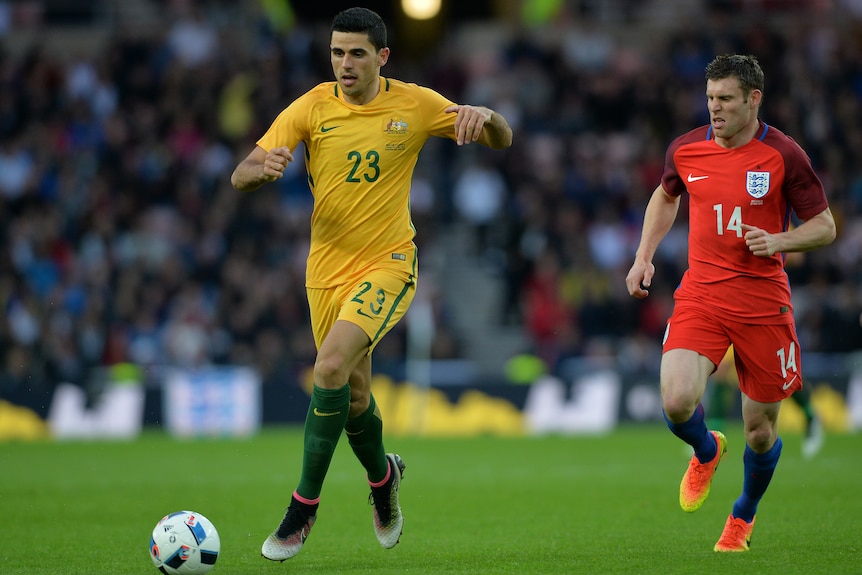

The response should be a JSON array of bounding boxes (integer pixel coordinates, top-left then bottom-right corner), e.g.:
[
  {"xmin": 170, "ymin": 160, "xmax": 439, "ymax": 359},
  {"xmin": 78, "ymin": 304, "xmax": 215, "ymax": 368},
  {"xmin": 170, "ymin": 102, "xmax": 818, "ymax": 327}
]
[
  {"xmin": 445, "ymin": 105, "xmax": 513, "ymax": 149},
  {"xmin": 231, "ymin": 145, "xmax": 294, "ymax": 192}
]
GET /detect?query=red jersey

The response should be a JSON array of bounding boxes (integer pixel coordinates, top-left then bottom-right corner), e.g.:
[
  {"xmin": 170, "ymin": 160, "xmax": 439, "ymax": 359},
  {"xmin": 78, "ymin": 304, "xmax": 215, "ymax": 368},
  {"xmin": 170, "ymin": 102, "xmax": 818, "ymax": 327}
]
[{"xmin": 661, "ymin": 120, "xmax": 828, "ymax": 324}]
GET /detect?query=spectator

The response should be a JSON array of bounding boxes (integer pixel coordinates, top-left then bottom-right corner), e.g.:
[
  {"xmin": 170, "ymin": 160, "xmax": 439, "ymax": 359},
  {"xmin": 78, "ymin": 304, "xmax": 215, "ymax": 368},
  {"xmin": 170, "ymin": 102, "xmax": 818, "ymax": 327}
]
[{"xmin": 0, "ymin": 2, "xmax": 859, "ymax": 402}]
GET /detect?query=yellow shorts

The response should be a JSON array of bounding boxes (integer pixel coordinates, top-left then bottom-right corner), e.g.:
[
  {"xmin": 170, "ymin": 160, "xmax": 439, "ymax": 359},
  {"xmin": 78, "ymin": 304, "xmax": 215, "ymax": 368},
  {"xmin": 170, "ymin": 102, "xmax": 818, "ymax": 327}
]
[{"xmin": 307, "ymin": 267, "xmax": 416, "ymax": 354}]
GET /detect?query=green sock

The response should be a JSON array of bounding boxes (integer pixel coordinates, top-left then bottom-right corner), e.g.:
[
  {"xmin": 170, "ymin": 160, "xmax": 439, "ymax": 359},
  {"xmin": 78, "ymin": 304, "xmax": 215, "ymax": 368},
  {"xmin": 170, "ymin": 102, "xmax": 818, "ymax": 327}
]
[
  {"xmin": 344, "ymin": 393, "xmax": 388, "ymax": 483},
  {"xmin": 708, "ymin": 384, "xmax": 732, "ymax": 431},
  {"xmin": 792, "ymin": 389, "xmax": 815, "ymax": 423},
  {"xmin": 296, "ymin": 384, "xmax": 350, "ymax": 500}
]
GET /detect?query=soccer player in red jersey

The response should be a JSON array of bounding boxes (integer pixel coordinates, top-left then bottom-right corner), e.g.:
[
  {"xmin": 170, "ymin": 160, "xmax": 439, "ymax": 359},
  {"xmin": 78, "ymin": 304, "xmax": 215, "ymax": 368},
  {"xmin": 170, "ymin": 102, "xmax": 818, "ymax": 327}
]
[{"xmin": 626, "ymin": 54, "xmax": 836, "ymax": 552}]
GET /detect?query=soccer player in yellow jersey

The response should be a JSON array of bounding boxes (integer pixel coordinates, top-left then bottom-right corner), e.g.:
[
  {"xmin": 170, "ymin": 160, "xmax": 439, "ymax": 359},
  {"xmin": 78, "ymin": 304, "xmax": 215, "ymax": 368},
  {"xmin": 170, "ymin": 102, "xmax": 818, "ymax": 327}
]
[{"xmin": 231, "ymin": 7, "xmax": 512, "ymax": 562}]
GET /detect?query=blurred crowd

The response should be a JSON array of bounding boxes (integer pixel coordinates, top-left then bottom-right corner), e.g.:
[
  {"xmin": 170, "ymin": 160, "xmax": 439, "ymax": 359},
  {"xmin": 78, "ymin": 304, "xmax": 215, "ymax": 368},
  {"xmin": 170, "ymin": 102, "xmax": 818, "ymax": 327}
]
[{"xmin": 1, "ymin": 0, "xmax": 861, "ymax": 397}]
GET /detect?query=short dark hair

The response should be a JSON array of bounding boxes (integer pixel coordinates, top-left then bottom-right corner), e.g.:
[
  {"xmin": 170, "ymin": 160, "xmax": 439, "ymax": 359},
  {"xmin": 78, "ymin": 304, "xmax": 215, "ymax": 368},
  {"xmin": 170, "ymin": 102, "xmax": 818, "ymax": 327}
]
[
  {"xmin": 331, "ymin": 7, "xmax": 387, "ymax": 52},
  {"xmin": 705, "ymin": 54, "xmax": 765, "ymax": 99}
]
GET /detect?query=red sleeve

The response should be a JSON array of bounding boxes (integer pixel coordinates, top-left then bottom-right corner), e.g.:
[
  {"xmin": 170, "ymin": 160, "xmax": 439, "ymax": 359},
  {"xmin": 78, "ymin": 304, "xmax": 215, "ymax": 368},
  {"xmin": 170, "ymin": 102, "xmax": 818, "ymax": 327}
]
[
  {"xmin": 761, "ymin": 127, "xmax": 828, "ymax": 220},
  {"xmin": 661, "ymin": 126, "xmax": 711, "ymax": 197}
]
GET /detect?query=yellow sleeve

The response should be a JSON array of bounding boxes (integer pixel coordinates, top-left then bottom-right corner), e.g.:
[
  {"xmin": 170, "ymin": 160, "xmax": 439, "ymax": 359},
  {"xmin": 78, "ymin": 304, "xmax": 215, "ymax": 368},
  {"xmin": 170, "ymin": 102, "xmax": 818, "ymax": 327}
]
[
  {"xmin": 256, "ymin": 87, "xmax": 318, "ymax": 152},
  {"xmin": 410, "ymin": 83, "xmax": 458, "ymax": 141}
]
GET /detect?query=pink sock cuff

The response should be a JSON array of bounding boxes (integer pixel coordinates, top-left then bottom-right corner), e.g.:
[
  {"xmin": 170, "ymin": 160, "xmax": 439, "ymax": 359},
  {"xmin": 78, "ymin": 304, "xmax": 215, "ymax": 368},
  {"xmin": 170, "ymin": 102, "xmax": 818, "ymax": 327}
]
[
  {"xmin": 293, "ymin": 491, "xmax": 320, "ymax": 506},
  {"xmin": 368, "ymin": 463, "xmax": 391, "ymax": 488}
]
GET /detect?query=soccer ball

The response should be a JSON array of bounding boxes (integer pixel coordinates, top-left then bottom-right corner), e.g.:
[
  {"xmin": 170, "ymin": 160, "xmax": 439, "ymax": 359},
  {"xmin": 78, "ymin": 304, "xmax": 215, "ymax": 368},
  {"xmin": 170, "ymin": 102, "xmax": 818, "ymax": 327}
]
[{"xmin": 149, "ymin": 511, "xmax": 220, "ymax": 574}]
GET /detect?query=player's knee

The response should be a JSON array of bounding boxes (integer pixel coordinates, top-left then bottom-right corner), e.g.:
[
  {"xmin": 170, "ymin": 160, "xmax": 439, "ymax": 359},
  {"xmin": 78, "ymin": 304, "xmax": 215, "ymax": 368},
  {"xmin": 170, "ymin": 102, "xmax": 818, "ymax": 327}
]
[
  {"xmin": 744, "ymin": 425, "xmax": 776, "ymax": 453},
  {"xmin": 661, "ymin": 391, "xmax": 698, "ymax": 423},
  {"xmin": 313, "ymin": 354, "xmax": 349, "ymax": 388}
]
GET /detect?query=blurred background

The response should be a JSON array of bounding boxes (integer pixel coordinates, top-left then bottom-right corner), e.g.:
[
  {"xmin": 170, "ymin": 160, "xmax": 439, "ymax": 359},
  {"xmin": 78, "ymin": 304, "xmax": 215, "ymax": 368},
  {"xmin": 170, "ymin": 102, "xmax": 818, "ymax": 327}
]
[{"xmin": 0, "ymin": 0, "xmax": 860, "ymax": 440}]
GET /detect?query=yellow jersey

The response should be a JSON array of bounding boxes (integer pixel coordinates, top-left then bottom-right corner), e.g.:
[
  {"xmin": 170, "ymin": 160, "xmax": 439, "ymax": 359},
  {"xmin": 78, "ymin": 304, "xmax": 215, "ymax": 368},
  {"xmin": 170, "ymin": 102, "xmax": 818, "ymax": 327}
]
[{"xmin": 257, "ymin": 77, "xmax": 457, "ymax": 288}]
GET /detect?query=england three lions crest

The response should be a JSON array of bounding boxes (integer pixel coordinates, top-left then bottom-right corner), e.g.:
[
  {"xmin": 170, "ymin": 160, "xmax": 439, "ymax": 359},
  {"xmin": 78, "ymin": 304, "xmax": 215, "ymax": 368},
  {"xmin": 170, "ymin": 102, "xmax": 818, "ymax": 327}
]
[{"xmin": 746, "ymin": 171, "xmax": 770, "ymax": 198}]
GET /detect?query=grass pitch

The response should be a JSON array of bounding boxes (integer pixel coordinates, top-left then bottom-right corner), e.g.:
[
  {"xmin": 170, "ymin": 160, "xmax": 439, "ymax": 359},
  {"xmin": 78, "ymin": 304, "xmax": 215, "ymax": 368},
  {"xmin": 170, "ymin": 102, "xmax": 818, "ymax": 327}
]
[{"xmin": 0, "ymin": 425, "xmax": 859, "ymax": 575}]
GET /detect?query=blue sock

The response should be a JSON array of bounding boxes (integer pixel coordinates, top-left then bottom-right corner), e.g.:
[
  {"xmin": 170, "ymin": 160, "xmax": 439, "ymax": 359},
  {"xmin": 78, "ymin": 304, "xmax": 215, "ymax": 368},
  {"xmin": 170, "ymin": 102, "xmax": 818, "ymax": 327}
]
[
  {"xmin": 664, "ymin": 404, "xmax": 717, "ymax": 463},
  {"xmin": 732, "ymin": 437, "xmax": 782, "ymax": 523}
]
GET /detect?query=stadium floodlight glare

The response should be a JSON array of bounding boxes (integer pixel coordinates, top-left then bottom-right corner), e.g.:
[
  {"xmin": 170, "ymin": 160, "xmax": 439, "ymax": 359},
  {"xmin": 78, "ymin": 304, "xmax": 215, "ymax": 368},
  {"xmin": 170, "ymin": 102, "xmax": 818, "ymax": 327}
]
[{"xmin": 401, "ymin": 0, "xmax": 441, "ymax": 20}]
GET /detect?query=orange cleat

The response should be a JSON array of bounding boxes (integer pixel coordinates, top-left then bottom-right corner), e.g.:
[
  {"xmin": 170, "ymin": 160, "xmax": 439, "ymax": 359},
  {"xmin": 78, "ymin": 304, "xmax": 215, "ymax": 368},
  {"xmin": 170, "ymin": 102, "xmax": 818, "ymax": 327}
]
[
  {"xmin": 679, "ymin": 430, "xmax": 727, "ymax": 512},
  {"xmin": 714, "ymin": 514, "xmax": 755, "ymax": 552}
]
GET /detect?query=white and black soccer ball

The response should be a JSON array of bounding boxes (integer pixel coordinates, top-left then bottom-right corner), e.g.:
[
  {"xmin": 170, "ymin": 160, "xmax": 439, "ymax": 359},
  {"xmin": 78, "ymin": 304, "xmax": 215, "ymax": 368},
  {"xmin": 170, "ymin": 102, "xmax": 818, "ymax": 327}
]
[{"xmin": 149, "ymin": 511, "xmax": 220, "ymax": 574}]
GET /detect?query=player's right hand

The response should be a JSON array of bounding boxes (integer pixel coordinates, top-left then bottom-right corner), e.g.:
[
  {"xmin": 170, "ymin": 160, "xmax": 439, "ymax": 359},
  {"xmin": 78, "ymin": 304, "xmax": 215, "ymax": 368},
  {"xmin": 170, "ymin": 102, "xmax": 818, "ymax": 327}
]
[
  {"xmin": 625, "ymin": 261, "xmax": 654, "ymax": 299},
  {"xmin": 263, "ymin": 146, "xmax": 293, "ymax": 180}
]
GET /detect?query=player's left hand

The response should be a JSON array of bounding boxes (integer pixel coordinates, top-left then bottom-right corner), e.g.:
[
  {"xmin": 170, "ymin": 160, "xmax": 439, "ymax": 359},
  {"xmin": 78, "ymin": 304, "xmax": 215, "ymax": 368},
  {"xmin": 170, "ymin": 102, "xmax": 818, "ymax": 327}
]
[
  {"xmin": 741, "ymin": 223, "xmax": 780, "ymax": 256},
  {"xmin": 446, "ymin": 105, "xmax": 492, "ymax": 145}
]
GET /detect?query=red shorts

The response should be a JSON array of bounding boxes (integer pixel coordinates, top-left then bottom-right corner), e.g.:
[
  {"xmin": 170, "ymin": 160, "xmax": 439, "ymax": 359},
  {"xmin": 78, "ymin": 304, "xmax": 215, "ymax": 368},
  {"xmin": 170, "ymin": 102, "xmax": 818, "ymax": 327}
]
[{"xmin": 663, "ymin": 304, "xmax": 802, "ymax": 402}]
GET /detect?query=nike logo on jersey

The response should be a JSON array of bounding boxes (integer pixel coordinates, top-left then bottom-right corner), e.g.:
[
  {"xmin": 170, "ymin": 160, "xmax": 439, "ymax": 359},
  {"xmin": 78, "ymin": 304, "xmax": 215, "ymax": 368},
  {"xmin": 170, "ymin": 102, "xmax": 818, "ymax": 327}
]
[
  {"xmin": 782, "ymin": 374, "xmax": 798, "ymax": 390},
  {"xmin": 313, "ymin": 408, "xmax": 342, "ymax": 417},
  {"xmin": 687, "ymin": 173, "xmax": 709, "ymax": 182},
  {"xmin": 320, "ymin": 125, "xmax": 342, "ymax": 133}
]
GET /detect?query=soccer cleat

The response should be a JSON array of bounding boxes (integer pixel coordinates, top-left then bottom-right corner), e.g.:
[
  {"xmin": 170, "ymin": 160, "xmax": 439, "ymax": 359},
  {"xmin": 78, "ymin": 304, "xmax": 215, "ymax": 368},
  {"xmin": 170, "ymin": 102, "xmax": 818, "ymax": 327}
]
[
  {"xmin": 261, "ymin": 497, "xmax": 317, "ymax": 561},
  {"xmin": 714, "ymin": 514, "xmax": 755, "ymax": 552},
  {"xmin": 679, "ymin": 430, "xmax": 727, "ymax": 512},
  {"xmin": 369, "ymin": 453, "xmax": 406, "ymax": 549},
  {"xmin": 802, "ymin": 416, "xmax": 824, "ymax": 459}
]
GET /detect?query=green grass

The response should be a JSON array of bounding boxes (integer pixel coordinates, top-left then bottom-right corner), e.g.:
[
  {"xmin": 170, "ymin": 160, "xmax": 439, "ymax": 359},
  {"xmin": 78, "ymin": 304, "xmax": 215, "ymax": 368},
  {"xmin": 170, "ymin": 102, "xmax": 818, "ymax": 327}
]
[{"xmin": 0, "ymin": 426, "xmax": 859, "ymax": 574}]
